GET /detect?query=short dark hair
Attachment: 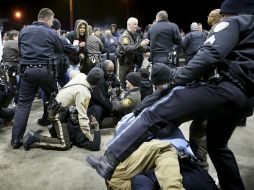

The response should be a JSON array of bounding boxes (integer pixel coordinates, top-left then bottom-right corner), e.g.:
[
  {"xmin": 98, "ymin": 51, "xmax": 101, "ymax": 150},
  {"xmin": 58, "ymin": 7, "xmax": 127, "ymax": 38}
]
[{"xmin": 38, "ymin": 8, "xmax": 54, "ymax": 20}]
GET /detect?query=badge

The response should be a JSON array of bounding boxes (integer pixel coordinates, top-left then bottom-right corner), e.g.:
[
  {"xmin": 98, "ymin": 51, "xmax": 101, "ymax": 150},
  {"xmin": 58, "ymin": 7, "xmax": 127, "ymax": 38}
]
[
  {"xmin": 213, "ymin": 22, "xmax": 229, "ymax": 32},
  {"xmin": 122, "ymin": 37, "xmax": 129, "ymax": 45},
  {"xmin": 83, "ymin": 97, "xmax": 90, "ymax": 109},
  {"xmin": 121, "ymin": 98, "xmax": 133, "ymax": 107}
]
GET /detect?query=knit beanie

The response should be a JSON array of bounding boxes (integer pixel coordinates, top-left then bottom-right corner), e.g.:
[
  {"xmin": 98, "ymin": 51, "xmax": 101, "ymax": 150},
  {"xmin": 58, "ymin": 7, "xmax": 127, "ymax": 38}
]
[
  {"xmin": 51, "ymin": 18, "xmax": 61, "ymax": 30},
  {"xmin": 151, "ymin": 63, "xmax": 173, "ymax": 86},
  {"xmin": 220, "ymin": 0, "xmax": 254, "ymax": 15},
  {"xmin": 86, "ymin": 67, "xmax": 104, "ymax": 86},
  {"xmin": 126, "ymin": 72, "xmax": 141, "ymax": 87}
]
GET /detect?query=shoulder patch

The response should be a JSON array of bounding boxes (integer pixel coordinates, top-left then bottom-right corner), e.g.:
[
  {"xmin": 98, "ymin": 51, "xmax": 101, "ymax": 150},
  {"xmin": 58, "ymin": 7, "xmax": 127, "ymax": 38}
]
[
  {"xmin": 122, "ymin": 37, "xmax": 129, "ymax": 45},
  {"xmin": 121, "ymin": 98, "xmax": 133, "ymax": 107},
  {"xmin": 83, "ymin": 97, "xmax": 90, "ymax": 109},
  {"xmin": 204, "ymin": 35, "xmax": 215, "ymax": 45},
  {"xmin": 213, "ymin": 22, "xmax": 229, "ymax": 33}
]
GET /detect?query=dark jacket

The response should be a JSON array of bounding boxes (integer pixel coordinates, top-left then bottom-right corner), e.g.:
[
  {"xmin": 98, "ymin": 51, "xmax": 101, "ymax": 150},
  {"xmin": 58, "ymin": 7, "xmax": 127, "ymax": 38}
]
[
  {"xmin": 55, "ymin": 36, "xmax": 79, "ymax": 73},
  {"xmin": 65, "ymin": 20, "xmax": 88, "ymax": 65},
  {"xmin": 139, "ymin": 79, "xmax": 153, "ymax": 100},
  {"xmin": 117, "ymin": 30, "xmax": 148, "ymax": 67},
  {"xmin": 175, "ymin": 15, "xmax": 254, "ymax": 97},
  {"xmin": 18, "ymin": 21, "xmax": 63, "ymax": 65},
  {"xmin": 90, "ymin": 78, "xmax": 113, "ymax": 112},
  {"xmin": 2, "ymin": 40, "xmax": 20, "ymax": 65},
  {"xmin": 181, "ymin": 30, "xmax": 207, "ymax": 63},
  {"xmin": 148, "ymin": 19, "xmax": 182, "ymax": 59}
]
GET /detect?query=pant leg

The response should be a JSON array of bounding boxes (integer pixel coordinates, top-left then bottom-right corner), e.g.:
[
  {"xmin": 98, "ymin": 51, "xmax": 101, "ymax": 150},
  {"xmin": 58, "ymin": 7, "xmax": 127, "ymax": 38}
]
[
  {"xmin": 154, "ymin": 148, "xmax": 184, "ymax": 189},
  {"xmin": 207, "ymin": 117, "xmax": 245, "ymax": 190},
  {"xmin": 40, "ymin": 111, "xmax": 71, "ymax": 150},
  {"xmin": 189, "ymin": 119, "xmax": 209, "ymax": 171},
  {"xmin": 131, "ymin": 171, "xmax": 159, "ymax": 190},
  {"xmin": 108, "ymin": 82, "xmax": 250, "ymax": 161},
  {"xmin": 119, "ymin": 64, "xmax": 132, "ymax": 84},
  {"xmin": 12, "ymin": 74, "xmax": 37, "ymax": 140},
  {"xmin": 108, "ymin": 140, "xmax": 182, "ymax": 190},
  {"xmin": 180, "ymin": 161, "xmax": 218, "ymax": 190}
]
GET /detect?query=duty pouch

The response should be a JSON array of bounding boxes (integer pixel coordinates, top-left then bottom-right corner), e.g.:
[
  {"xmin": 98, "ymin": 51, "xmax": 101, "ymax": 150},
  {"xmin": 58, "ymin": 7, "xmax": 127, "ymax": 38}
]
[
  {"xmin": 177, "ymin": 150, "xmax": 190, "ymax": 161},
  {"xmin": 46, "ymin": 91, "xmax": 59, "ymax": 112},
  {"xmin": 89, "ymin": 56, "xmax": 96, "ymax": 64},
  {"xmin": 59, "ymin": 108, "xmax": 69, "ymax": 123}
]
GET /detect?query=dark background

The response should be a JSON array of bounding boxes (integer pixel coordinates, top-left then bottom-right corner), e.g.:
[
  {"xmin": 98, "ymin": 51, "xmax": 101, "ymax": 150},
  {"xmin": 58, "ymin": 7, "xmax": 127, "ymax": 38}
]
[{"xmin": 0, "ymin": 0, "xmax": 222, "ymax": 33}]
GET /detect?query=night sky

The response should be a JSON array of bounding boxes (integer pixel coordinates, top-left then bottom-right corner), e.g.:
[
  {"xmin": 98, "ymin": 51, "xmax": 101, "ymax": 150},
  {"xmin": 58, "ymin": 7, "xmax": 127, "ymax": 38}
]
[{"xmin": 0, "ymin": 0, "xmax": 222, "ymax": 33}]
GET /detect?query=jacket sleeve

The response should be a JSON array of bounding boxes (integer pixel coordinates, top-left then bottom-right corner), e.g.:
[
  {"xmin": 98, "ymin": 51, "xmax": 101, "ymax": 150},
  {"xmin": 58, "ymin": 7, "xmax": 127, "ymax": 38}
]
[
  {"xmin": 75, "ymin": 90, "xmax": 91, "ymax": 138},
  {"xmin": 173, "ymin": 24, "xmax": 182, "ymax": 46},
  {"xmin": 53, "ymin": 33, "xmax": 64, "ymax": 54},
  {"xmin": 174, "ymin": 19, "xmax": 239, "ymax": 85},
  {"xmin": 133, "ymin": 90, "xmax": 162, "ymax": 116},
  {"xmin": 61, "ymin": 37, "xmax": 79, "ymax": 54},
  {"xmin": 91, "ymin": 84, "xmax": 113, "ymax": 111}
]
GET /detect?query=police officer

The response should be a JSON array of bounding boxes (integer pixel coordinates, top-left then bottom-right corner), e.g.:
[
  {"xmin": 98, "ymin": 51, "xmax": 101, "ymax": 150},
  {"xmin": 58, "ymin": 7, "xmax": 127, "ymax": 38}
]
[
  {"xmin": 181, "ymin": 22, "xmax": 207, "ymax": 64},
  {"xmin": 86, "ymin": 1, "xmax": 254, "ymax": 189},
  {"xmin": 111, "ymin": 72, "xmax": 141, "ymax": 119},
  {"xmin": 117, "ymin": 17, "xmax": 149, "ymax": 84},
  {"xmin": 38, "ymin": 18, "xmax": 80, "ymax": 127},
  {"xmin": 83, "ymin": 29, "xmax": 104, "ymax": 74},
  {"xmin": 11, "ymin": 8, "xmax": 63, "ymax": 149},
  {"xmin": 23, "ymin": 67, "xmax": 104, "ymax": 151},
  {"xmin": 51, "ymin": 18, "xmax": 80, "ymax": 87},
  {"xmin": 147, "ymin": 10, "xmax": 182, "ymax": 68}
]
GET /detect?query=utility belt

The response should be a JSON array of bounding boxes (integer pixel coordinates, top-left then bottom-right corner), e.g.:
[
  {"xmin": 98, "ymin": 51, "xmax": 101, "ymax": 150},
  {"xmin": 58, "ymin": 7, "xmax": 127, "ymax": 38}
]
[
  {"xmin": 21, "ymin": 64, "xmax": 48, "ymax": 69},
  {"xmin": 47, "ymin": 93, "xmax": 68, "ymax": 122},
  {"xmin": 87, "ymin": 54, "xmax": 103, "ymax": 64},
  {"xmin": 20, "ymin": 62, "xmax": 57, "ymax": 77}
]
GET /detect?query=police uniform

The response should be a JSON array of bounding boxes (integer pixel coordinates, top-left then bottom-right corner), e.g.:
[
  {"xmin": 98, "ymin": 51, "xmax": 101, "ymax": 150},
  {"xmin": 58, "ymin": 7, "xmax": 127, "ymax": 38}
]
[
  {"xmin": 147, "ymin": 19, "xmax": 182, "ymax": 67},
  {"xmin": 181, "ymin": 30, "xmax": 207, "ymax": 64},
  {"xmin": 46, "ymin": 73, "xmax": 93, "ymax": 150},
  {"xmin": 105, "ymin": 13, "xmax": 254, "ymax": 190},
  {"xmin": 117, "ymin": 30, "xmax": 148, "ymax": 83},
  {"xmin": 56, "ymin": 36, "xmax": 79, "ymax": 87},
  {"xmin": 11, "ymin": 21, "xmax": 63, "ymax": 147},
  {"xmin": 111, "ymin": 87, "xmax": 141, "ymax": 120}
]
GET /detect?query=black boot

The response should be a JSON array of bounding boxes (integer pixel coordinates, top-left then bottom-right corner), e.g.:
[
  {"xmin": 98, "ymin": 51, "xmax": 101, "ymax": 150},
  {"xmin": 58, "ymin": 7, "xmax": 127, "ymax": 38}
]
[
  {"xmin": 11, "ymin": 139, "xmax": 23, "ymax": 149},
  {"xmin": 86, "ymin": 150, "xmax": 119, "ymax": 180},
  {"xmin": 23, "ymin": 130, "xmax": 41, "ymax": 151}
]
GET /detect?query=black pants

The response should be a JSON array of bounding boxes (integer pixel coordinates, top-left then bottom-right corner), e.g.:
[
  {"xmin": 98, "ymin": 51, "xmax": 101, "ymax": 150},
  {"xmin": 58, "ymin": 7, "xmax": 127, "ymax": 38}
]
[
  {"xmin": 131, "ymin": 162, "xmax": 218, "ymax": 190},
  {"xmin": 107, "ymin": 81, "xmax": 252, "ymax": 190},
  {"xmin": 12, "ymin": 67, "xmax": 57, "ymax": 141}
]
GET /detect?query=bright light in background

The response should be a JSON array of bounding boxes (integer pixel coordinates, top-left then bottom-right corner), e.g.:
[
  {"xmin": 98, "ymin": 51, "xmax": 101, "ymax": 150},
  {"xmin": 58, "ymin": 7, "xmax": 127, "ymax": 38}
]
[{"xmin": 14, "ymin": 11, "xmax": 22, "ymax": 19}]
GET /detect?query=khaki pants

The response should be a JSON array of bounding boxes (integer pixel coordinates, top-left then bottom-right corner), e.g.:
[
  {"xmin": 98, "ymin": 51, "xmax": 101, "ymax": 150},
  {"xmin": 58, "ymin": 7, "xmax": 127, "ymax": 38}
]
[{"xmin": 108, "ymin": 140, "xmax": 184, "ymax": 190}]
